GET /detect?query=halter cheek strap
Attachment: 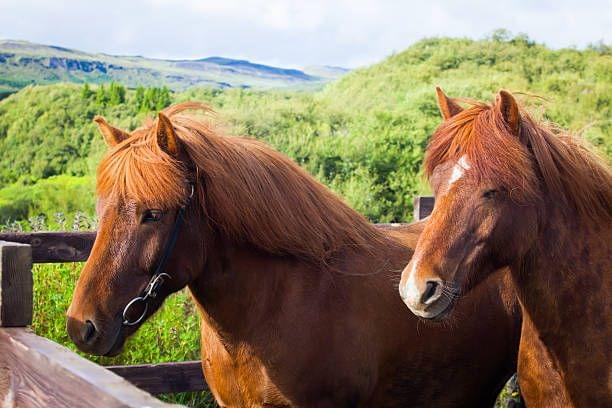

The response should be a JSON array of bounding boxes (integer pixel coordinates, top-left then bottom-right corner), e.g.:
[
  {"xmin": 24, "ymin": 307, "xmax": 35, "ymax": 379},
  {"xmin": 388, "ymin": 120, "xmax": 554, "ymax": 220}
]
[{"xmin": 122, "ymin": 184, "xmax": 194, "ymax": 326}]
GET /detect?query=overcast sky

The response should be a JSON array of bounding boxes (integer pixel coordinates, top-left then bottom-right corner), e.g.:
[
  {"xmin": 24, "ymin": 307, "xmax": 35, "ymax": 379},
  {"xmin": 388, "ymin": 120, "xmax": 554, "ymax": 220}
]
[{"xmin": 0, "ymin": 0, "xmax": 609, "ymax": 68}]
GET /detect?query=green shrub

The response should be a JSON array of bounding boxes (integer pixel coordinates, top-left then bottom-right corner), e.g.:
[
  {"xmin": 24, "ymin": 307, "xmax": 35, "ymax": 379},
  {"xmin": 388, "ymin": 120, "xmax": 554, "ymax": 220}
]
[{"xmin": 0, "ymin": 175, "xmax": 95, "ymax": 224}]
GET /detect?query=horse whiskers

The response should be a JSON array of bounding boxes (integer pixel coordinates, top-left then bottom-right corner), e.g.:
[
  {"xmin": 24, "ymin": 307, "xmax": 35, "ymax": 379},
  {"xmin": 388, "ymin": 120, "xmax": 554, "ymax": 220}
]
[
  {"xmin": 441, "ymin": 286, "xmax": 461, "ymax": 299},
  {"xmin": 440, "ymin": 280, "xmax": 460, "ymax": 293},
  {"xmin": 388, "ymin": 266, "xmax": 409, "ymax": 287}
]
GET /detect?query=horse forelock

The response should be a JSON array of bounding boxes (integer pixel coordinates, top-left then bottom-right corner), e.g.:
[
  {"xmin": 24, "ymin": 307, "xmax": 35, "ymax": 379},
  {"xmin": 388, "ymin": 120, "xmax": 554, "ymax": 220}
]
[
  {"xmin": 425, "ymin": 102, "xmax": 538, "ymax": 203},
  {"xmin": 424, "ymin": 98, "xmax": 612, "ymax": 223},
  {"xmin": 96, "ymin": 130, "xmax": 188, "ymax": 209}
]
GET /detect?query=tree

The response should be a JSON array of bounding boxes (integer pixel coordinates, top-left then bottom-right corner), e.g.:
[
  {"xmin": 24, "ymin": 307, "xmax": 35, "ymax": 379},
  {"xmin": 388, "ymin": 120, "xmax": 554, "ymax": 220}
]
[
  {"xmin": 81, "ymin": 83, "xmax": 93, "ymax": 99},
  {"xmin": 95, "ymin": 84, "xmax": 108, "ymax": 107},
  {"xmin": 155, "ymin": 86, "xmax": 172, "ymax": 110},
  {"xmin": 108, "ymin": 82, "xmax": 126, "ymax": 105},
  {"xmin": 490, "ymin": 28, "xmax": 512, "ymax": 42},
  {"xmin": 135, "ymin": 86, "xmax": 145, "ymax": 109}
]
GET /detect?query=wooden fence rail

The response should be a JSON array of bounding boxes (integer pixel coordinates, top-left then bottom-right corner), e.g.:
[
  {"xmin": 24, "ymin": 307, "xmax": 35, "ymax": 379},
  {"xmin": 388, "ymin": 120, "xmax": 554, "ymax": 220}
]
[
  {"xmin": 0, "ymin": 242, "xmax": 177, "ymax": 406},
  {"xmin": 0, "ymin": 231, "xmax": 95, "ymax": 263},
  {"xmin": 107, "ymin": 361, "xmax": 206, "ymax": 395},
  {"xmin": 0, "ymin": 196, "xmax": 435, "ymax": 404}
]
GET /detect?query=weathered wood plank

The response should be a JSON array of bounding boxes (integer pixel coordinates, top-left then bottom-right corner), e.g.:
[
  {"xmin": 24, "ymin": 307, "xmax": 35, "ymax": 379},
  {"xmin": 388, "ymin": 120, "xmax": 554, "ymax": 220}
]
[
  {"xmin": 0, "ymin": 241, "xmax": 32, "ymax": 327},
  {"xmin": 0, "ymin": 232, "xmax": 96, "ymax": 263},
  {"xmin": 108, "ymin": 361, "xmax": 207, "ymax": 395},
  {"xmin": 413, "ymin": 196, "xmax": 435, "ymax": 221},
  {"xmin": 0, "ymin": 328, "xmax": 177, "ymax": 407}
]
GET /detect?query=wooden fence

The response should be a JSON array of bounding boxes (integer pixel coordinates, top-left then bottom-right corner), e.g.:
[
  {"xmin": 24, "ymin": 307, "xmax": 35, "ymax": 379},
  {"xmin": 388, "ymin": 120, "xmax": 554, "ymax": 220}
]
[{"xmin": 0, "ymin": 197, "xmax": 434, "ymax": 406}]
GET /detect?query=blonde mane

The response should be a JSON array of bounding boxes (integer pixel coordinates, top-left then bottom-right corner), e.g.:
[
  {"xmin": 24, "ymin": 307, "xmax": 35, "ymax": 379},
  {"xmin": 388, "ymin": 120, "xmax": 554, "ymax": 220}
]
[{"xmin": 97, "ymin": 102, "xmax": 387, "ymax": 264}]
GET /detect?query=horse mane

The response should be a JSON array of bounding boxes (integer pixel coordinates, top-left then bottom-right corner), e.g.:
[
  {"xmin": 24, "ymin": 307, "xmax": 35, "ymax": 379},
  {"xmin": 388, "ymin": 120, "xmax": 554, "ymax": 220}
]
[
  {"xmin": 424, "ymin": 98, "xmax": 612, "ymax": 223},
  {"xmin": 97, "ymin": 102, "xmax": 387, "ymax": 264}
]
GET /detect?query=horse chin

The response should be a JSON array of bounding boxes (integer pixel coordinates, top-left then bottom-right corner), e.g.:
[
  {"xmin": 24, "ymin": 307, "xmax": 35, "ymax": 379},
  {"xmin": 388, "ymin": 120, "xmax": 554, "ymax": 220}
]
[
  {"xmin": 412, "ymin": 297, "xmax": 456, "ymax": 321},
  {"xmin": 103, "ymin": 330, "xmax": 126, "ymax": 357}
]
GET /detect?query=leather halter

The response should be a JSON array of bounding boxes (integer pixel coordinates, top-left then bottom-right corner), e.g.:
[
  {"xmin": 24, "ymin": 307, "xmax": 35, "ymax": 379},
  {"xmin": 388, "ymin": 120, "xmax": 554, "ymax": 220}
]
[{"xmin": 122, "ymin": 184, "xmax": 194, "ymax": 326}]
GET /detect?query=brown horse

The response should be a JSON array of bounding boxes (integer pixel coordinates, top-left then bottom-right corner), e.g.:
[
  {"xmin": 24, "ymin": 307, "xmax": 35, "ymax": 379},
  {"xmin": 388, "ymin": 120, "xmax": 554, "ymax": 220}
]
[
  {"xmin": 399, "ymin": 88, "xmax": 612, "ymax": 407},
  {"xmin": 67, "ymin": 102, "xmax": 521, "ymax": 407}
]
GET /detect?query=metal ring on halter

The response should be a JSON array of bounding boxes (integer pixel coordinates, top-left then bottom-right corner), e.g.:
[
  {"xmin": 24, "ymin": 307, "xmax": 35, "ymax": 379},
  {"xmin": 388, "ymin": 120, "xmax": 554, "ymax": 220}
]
[
  {"xmin": 122, "ymin": 273, "xmax": 172, "ymax": 325},
  {"xmin": 122, "ymin": 296, "xmax": 149, "ymax": 326}
]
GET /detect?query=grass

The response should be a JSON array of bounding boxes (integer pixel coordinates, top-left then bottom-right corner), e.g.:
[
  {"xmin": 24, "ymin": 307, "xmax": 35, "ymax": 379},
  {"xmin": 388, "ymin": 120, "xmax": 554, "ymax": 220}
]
[{"xmin": 31, "ymin": 261, "xmax": 214, "ymax": 406}]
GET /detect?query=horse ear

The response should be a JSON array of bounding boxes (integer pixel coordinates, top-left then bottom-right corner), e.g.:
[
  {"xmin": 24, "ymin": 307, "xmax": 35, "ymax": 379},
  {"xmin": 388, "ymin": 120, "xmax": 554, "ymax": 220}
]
[
  {"xmin": 155, "ymin": 112, "xmax": 179, "ymax": 156},
  {"xmin": 496, "ymin": 90, "xmax": 520, "ymax": 135},
  {"xmin": 435, "ymin": 87, "xmax": 463, "ymax": 120},
  {"xmin": 94, "ymin": 116, "xmax": 129, "ymax": 146}
]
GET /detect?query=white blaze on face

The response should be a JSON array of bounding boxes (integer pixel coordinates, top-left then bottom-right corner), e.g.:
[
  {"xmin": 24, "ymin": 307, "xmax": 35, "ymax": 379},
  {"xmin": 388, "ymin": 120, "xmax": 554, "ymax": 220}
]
[
  {"xmin": 400, "ymin": 256, "xmax": 423, "ymax": 305},
  {"xmin": 448, "ymin": 155, "xmax": 471, "ymax": 187},
  {"xmin": 400, "ymin": 156, "xmax": 470, "ymax": 312}
]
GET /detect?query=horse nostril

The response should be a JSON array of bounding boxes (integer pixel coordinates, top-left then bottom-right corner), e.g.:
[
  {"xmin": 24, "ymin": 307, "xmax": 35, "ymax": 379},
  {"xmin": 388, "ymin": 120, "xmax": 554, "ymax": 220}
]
[
  {"xmin": 83, "ymin": 320, "xmax": 97, "ymax": 344},
  {"xmin": 421, "ymin": 280, "xmax": 441, "ymax": 305}
]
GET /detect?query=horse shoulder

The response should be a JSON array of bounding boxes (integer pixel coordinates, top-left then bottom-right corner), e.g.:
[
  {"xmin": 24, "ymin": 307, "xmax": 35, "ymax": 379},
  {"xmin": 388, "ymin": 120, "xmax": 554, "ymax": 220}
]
[
  {"xmin": 199, "ymin": 315, "xmax": 290, "ymax": 406},
  {"xmin": 517, "ymin": 314, "xmax": 571, "ymax": 407}
]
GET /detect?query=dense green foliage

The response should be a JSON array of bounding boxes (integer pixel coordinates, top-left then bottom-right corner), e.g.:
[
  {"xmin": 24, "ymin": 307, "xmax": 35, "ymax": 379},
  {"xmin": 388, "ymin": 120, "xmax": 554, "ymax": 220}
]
[
  {"xmin": 0, "ymin": 175, "xmax": 94, "ymax": 224},
  {"xmin": 0, "ymin": 34, "xmax": 609, "ymax": 406}
]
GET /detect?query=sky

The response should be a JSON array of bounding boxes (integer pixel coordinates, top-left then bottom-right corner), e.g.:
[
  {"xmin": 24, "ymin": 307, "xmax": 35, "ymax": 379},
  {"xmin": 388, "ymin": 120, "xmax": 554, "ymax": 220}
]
[{"xmin": 0, "ymin": 0, "xmax": 609, "ymax": 68}]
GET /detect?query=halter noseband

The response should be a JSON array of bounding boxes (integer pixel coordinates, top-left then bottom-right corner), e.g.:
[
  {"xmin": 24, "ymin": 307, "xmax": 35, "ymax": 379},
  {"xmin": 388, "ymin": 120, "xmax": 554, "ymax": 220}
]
[{"xmin": 122, "ymin": 183, "xmax": 194, "ymax": 326}]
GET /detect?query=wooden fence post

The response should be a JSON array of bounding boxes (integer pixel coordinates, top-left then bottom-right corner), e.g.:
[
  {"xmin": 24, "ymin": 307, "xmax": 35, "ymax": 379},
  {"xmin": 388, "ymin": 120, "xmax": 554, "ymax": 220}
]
[
  {"xmin": 0, "ymin": 241, "xmax": 33, "ymax": 327},
  {"xmin": 413, "ymin": 196, "xmax": 435, "ymax": 221}
]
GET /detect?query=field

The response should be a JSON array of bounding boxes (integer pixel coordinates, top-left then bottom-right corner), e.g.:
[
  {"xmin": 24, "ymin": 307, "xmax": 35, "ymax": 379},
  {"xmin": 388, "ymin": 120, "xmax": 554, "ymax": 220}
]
[{"xmin": 1, "ymin": 33, "xmax": 610, "ymax": 406}]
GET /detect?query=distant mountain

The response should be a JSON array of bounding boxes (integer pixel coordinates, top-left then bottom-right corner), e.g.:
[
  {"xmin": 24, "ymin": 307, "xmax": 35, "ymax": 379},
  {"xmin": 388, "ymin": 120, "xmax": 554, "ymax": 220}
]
[
  {"xmin": 0, "ymin": 40, "xmax": 347, "ymax": 94},
  {"xmin": 302, "ymin": 65, "xmax": 350, "ymax": 79}
]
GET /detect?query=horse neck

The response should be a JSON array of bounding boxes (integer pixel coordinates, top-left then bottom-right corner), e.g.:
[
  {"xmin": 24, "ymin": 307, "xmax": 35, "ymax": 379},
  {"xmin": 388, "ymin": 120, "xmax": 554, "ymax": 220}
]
[
  {"xmin": 188, "ymin": 242, "xmax": 306, "ymax": 333},
  {"xmin": 185, "ymin": 226, "xmax": 408, "ymax": 342},
  {"xmin": 510, "ymin": 199, "xmax": 611, "ymax": 386}
]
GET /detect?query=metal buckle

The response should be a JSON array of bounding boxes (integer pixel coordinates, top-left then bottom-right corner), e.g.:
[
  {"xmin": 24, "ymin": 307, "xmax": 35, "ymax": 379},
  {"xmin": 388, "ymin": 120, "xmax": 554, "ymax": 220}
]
[{"xmin": 144, "ymin": 273, "xmax": 171, "ymax": 298}]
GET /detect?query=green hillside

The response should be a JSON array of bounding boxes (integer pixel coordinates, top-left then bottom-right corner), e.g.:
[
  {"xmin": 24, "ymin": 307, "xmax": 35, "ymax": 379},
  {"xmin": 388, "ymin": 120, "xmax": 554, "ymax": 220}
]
[
  {"xmin": 1, "ymin": 34, "xmax": 610, "ymax": 226},
  {"xmin": 326, "ymin": 35, "xmax": 611, "ymax": 145}
]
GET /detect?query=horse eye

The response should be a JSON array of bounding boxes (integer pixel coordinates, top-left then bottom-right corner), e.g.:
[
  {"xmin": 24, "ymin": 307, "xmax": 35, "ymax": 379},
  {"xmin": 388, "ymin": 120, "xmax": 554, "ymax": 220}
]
[
  {"xmin": 142, "ymin": 209, "xmax": 163, "ymax": 223},
  {"xmin": 482, "ymin": 189, "xmax": 499, "ymax": 199}
]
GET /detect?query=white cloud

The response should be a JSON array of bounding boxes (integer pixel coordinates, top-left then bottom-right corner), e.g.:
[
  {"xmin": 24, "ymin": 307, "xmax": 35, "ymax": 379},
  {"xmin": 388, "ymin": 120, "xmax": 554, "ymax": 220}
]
[{"xmin": 0, "ymin": 0, "xmax": 609, "ymax": 68}]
